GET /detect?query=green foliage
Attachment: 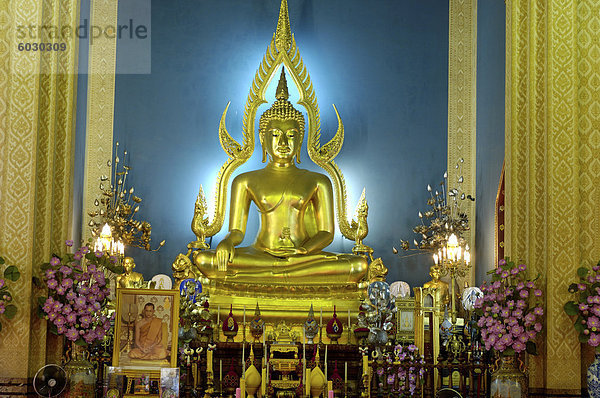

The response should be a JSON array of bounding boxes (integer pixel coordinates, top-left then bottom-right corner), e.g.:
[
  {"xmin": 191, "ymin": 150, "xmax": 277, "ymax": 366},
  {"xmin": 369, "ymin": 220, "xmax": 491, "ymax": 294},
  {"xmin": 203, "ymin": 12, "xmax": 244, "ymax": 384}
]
[
  {"xmin": 526, "ymin": 341, "xmax": 538, "ymax": 355},
  {"xmin": 0, "ymin": 257, "xmax": 4, "ymax": 265},
  {"xmin": 564, "ymin": 301, "xmax": 579, "ymax": 316},
  {"xmin": 3, "ymin": 265, "xmax": 19, "ymax": 282},
  {"xmin": 578, "ymin": 267, "xmax": 589, "ymax": 279},
  {"xmin": 4, "ymin": 305, "xmax": 17, "ymax": 319}
]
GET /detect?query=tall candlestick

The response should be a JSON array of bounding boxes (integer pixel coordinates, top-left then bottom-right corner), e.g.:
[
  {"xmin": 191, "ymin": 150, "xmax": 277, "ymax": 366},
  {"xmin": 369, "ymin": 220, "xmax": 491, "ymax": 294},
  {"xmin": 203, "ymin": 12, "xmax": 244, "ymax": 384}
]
[
  {"xmin": 217, "ymin": 304, "xmax": 220, "ymax": 326},
  {"xmin": 243, "ymin": 305, "xmax": 246, "ymax": 324},
  {"xmin": 324, "ymin": 345, "xmax": 328, "ymax": 379},
  {"xmin": 320, "ymin": 307, "xmax": 323, "ymax": 325},
  {"xmin": 207, "ymin": 350, "xmax": 213, "ymax": 374},
  {"xmin": 242, "ymin": 342, "xmax": 246, "ymax": 375},
  {"xmin": 344, "ymin": 361, "xmax": 347, "ymax": 384},
  {"xmin": 302, "ymin": 334, "xmax": 306, "ymax": 389},
  {"xmin": 220, "ymin": 359, "xmax": 223, "ymax": 383}
]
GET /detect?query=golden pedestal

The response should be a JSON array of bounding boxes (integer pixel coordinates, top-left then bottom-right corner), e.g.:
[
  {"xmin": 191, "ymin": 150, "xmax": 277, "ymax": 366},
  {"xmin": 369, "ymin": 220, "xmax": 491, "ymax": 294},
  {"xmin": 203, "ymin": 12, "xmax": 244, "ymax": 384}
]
[{"xmin": 207, "ymin": 281, "xmax": 365, "ymax": 345}]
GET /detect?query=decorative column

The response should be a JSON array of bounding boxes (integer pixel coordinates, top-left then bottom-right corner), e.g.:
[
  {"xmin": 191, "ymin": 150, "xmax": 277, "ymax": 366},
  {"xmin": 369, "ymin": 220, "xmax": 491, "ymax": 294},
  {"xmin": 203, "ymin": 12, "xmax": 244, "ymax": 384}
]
[
  {"xmin": 448, "ymin": 0, "xmax": 477, "ymax": 285},
  {"xmin": 505, "ymin": 0, "xmax": 600, "ymax": 392},
  {"xmin": 0, "ymin": 0, "xmax": 80, "ymax": 380},
  {"xmin": 82, "ymin": 0, "xmax": 119, "ymax": 241}
]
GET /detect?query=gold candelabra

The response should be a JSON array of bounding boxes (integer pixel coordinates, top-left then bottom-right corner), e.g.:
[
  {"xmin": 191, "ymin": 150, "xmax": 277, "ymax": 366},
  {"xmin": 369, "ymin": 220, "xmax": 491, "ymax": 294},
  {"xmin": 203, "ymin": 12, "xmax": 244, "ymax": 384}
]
[
  {"xmin": 88, "ymin": 142, "xmax": 165, "ymax": 256},
  {"xmin": 435, "ymin": 233, "xmax": 471, "ymax": 326}
]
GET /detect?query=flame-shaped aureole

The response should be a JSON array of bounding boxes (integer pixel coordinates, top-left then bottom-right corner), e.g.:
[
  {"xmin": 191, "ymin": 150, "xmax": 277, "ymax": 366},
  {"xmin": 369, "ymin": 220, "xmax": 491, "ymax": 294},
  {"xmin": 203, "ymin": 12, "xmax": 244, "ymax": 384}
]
[{"xmin": 204, "ymin": 0, "xmax": 359, "ymax": 240}]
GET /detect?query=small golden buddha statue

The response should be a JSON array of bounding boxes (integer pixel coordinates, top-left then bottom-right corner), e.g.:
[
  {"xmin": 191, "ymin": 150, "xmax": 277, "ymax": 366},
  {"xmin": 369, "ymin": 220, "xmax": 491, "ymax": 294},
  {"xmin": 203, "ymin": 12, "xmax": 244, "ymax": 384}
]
[
  {"xmin": 193, "ymin": 69, "xmax": 367, "ymax": 285},
  {"xmin": 117, "ymin": 257, "xmax": 144, "ymax": 288},
  {"xmin": 423, "ymin": 265, "xmax": 449, "ymax": 308}
]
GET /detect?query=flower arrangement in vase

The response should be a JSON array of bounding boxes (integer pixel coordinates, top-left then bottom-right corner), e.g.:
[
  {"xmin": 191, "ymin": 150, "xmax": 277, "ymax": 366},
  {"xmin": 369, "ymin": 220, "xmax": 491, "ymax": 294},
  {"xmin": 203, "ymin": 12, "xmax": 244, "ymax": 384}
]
[
  {"xmin": 474, "ymin": 258, "xmax": 544, "ymax": 355},
  {"xmin": 474, "ymin": 258, "xmax": 543, "ymax": 398},
  {"xmin": 37, "ymin": 241, "xmax": 123, "ymax": 346},
  {"xmin": 0, "ymin": 256, "xmax": 21, "ymax": 333}
]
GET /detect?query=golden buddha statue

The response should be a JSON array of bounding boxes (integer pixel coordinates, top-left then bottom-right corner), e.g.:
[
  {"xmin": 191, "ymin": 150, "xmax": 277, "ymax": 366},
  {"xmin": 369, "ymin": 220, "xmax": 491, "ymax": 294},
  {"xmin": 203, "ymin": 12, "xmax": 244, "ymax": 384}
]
[
  {"xmin": 173, "ymin": 0, "xmax": 386, "ymax": 329},
  {"xmin": 423, "ymin": 265, "xmax": 450, "ymax": 308},
  {"xmin": 193, "ymin": 69, "xmax": 367, "ymax": 285},
  {"xmin": 117, "ymin": 257, "xmax": 144, "ymax": 288}
]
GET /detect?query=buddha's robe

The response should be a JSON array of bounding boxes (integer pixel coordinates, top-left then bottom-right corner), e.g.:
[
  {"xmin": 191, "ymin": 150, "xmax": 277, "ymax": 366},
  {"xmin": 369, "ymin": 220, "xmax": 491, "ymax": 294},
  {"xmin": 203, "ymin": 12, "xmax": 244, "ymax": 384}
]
[{"xmin": 128, "ymin": 317, "xmax": 168, "ymax": 360}]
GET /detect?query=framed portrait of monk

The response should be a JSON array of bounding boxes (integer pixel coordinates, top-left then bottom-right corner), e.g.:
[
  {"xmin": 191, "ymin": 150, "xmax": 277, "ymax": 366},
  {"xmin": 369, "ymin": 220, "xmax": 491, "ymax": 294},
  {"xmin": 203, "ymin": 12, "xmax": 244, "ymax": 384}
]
[{"xmin": 112, "ymin": 288, "xmax": 180, "ymax": 375}]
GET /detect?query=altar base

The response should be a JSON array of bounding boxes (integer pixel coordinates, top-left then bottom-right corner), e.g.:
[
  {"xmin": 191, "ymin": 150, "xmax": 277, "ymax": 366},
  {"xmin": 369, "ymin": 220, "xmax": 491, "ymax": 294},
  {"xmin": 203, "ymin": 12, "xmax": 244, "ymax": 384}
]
[{"xmin": 206, "ymin": 281, "xmax": 365, "ymax": 345}]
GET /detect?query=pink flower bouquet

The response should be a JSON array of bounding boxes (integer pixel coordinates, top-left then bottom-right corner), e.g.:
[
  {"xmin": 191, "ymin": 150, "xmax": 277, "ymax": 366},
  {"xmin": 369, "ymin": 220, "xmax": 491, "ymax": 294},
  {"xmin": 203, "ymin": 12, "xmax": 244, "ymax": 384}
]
[
  {"xmin": 38, "ymin": 241, "xmax": 122, "ymax": 346},
  {"xmin": 474, "ymin": 258, "xmax": 544, "ymax": 355},
  {"xmin": 564, "ymin": 260, "xmax": 600, "ymax": 349}
]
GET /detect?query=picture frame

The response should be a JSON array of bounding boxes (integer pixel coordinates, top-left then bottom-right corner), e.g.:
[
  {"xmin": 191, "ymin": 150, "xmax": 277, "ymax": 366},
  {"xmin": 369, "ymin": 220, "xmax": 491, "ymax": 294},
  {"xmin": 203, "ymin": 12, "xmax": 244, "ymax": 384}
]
[
  {"xmin": 112, "ymin": 288, "xmax": 180, "ymax": 377},
  {"xmin": 394, "ymin": 296, "xmax": 416, "ymax": 344}
]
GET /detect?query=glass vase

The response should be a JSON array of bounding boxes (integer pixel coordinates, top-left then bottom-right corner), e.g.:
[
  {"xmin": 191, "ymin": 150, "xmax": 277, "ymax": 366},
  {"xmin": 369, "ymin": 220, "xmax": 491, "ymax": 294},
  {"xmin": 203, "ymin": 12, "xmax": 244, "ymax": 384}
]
[
  {"xmin": 489, "ymin": 354, "xmax": 528, "ymax": 398},
  {"xmin": 64, "ymin": 343, "xmax": 96, "ymax": 398},
  {"xmin": 588, "ymin": 353, "xmax": 600, "ymax": 398}
]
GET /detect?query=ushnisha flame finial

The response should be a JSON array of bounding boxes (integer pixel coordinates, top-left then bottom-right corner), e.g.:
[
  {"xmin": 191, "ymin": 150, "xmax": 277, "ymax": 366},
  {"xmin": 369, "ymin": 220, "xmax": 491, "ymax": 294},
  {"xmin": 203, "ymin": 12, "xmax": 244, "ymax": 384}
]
[
  {"xmin": 275, "ymin": 0, "xmax": 292, "ymax": 52},
  {"xmin": 276, "ymin": 67, "xmax": 289, "ymax": 101}
]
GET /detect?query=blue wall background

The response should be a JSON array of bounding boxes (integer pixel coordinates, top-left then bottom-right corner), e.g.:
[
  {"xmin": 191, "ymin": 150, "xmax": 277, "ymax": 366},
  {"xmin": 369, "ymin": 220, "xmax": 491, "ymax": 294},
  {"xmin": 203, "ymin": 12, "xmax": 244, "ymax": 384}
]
[
  {"xmin": 475, "ymin": 0, "xmax": 505, "ymax": 281},
  {"xmin": 72, "ymin": 0, "xmax": 503, "ymax": 288}
]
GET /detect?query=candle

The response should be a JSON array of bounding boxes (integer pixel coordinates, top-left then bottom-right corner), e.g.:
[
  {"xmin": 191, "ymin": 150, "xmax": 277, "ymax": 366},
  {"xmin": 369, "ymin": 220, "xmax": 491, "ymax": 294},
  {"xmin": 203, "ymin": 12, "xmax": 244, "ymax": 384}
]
[
  {"xmin": 207, "ymin": 350, "xmax": 213, "ymax": 374},
  {"xmin": 220, "ymin": 359, "xmax": 223, "ymax": 382},
  {"xmin": 235, "ymin": 387, "xmax": 241, "ymax": 398},
  {"xmin": 243, "ymin": 305, "xmax": 246, "ymax": 324},
  {"xmin": 348, "ymin": 309, "xmax": 351, "ymax": 330},
  {"xmin": 362, "ymin": 355, "xmax": 368, "ymax": 376},
  {"xmin": 344, "ymin": 361, "xmax": 347, "ymax": 384},
  {"xmin": 217, "ymin": 305, "xmax": 220, "ymax": 326},
  {"xmin": 327, "ymin": 381, "xmax": 333, "ymax": 397},
  {"xmin": 240, "ymin": 379, "xmax": 245, "ymax": 397},
  {"xmin": 320, "ymin": 307, "xmax": 323, "ymax": 325}
]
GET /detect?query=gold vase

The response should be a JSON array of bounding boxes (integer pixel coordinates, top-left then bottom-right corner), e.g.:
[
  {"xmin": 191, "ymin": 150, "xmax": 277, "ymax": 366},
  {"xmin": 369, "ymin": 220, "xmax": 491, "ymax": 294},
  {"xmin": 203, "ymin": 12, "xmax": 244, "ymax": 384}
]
[
  {"xmin": 64, "ymin": 343, "xmax": 96, "ymax": 398},
  {"xmin": 490, "ymin": 354, "xmax": 528, "ymax": 398}
]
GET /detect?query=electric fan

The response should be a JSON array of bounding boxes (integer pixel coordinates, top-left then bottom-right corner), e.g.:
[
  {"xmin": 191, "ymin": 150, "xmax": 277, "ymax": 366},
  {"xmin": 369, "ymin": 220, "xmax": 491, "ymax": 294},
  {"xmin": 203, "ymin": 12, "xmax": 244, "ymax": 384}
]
[{"xmin": 32, "ymin": 364, "xmax": 67, "ymax": 398}]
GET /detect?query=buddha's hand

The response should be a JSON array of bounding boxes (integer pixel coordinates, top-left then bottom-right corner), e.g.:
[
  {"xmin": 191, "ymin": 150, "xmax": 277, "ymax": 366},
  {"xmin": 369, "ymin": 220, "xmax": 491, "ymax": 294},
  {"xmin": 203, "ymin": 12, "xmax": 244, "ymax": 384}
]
[
  {"xmin": 264, "ymin": 246, "xmax": 308, "ymax": 258},
  {"xmin": 215, "ymin": 239, "xmax": 235, "ymax": 271}
]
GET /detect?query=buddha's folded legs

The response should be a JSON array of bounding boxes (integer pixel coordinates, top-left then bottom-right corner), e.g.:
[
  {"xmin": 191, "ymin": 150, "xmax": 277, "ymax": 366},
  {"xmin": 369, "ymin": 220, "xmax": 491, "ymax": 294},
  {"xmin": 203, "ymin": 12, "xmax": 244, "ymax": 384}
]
[{"xmin": 194, "ymin": 247, "xmax": 367, "ymax": 284}]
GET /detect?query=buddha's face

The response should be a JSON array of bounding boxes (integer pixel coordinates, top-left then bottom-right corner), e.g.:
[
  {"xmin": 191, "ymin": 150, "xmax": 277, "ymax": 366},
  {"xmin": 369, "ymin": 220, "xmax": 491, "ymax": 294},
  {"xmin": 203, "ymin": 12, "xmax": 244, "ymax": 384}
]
[{"xmin": 264, "ymin": 119, "xmax": 301, "ymax": 164}]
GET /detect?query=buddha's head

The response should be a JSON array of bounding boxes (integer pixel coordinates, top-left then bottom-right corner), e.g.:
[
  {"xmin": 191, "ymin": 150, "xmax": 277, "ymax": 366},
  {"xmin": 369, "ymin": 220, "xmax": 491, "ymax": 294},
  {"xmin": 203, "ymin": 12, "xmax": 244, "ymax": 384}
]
[
  {"xmin": 123, "ymin": 256, "xmax": 136, "ymax": 274},
  {"xmin": 259, "ymin": 67, "xmax": 305, "ymax": 164}
]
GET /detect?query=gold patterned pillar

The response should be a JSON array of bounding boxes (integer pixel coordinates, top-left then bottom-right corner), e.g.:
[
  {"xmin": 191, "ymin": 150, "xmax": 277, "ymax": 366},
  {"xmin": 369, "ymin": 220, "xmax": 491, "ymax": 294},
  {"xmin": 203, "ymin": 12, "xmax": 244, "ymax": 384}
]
[
  {"xmin": 448, "ymin": 0, "xmax": 477, "ymax": 284},
  {"xmin": 505, "ymin": 0, "xmax": 600, "ymax": 392},
  {"xmin": 0, "ymin": 0, "xmax": 79, "ymax": 380},
  {"xmin": 82, "ymin": 0, "xmax": 119, "ymax": 241}
]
